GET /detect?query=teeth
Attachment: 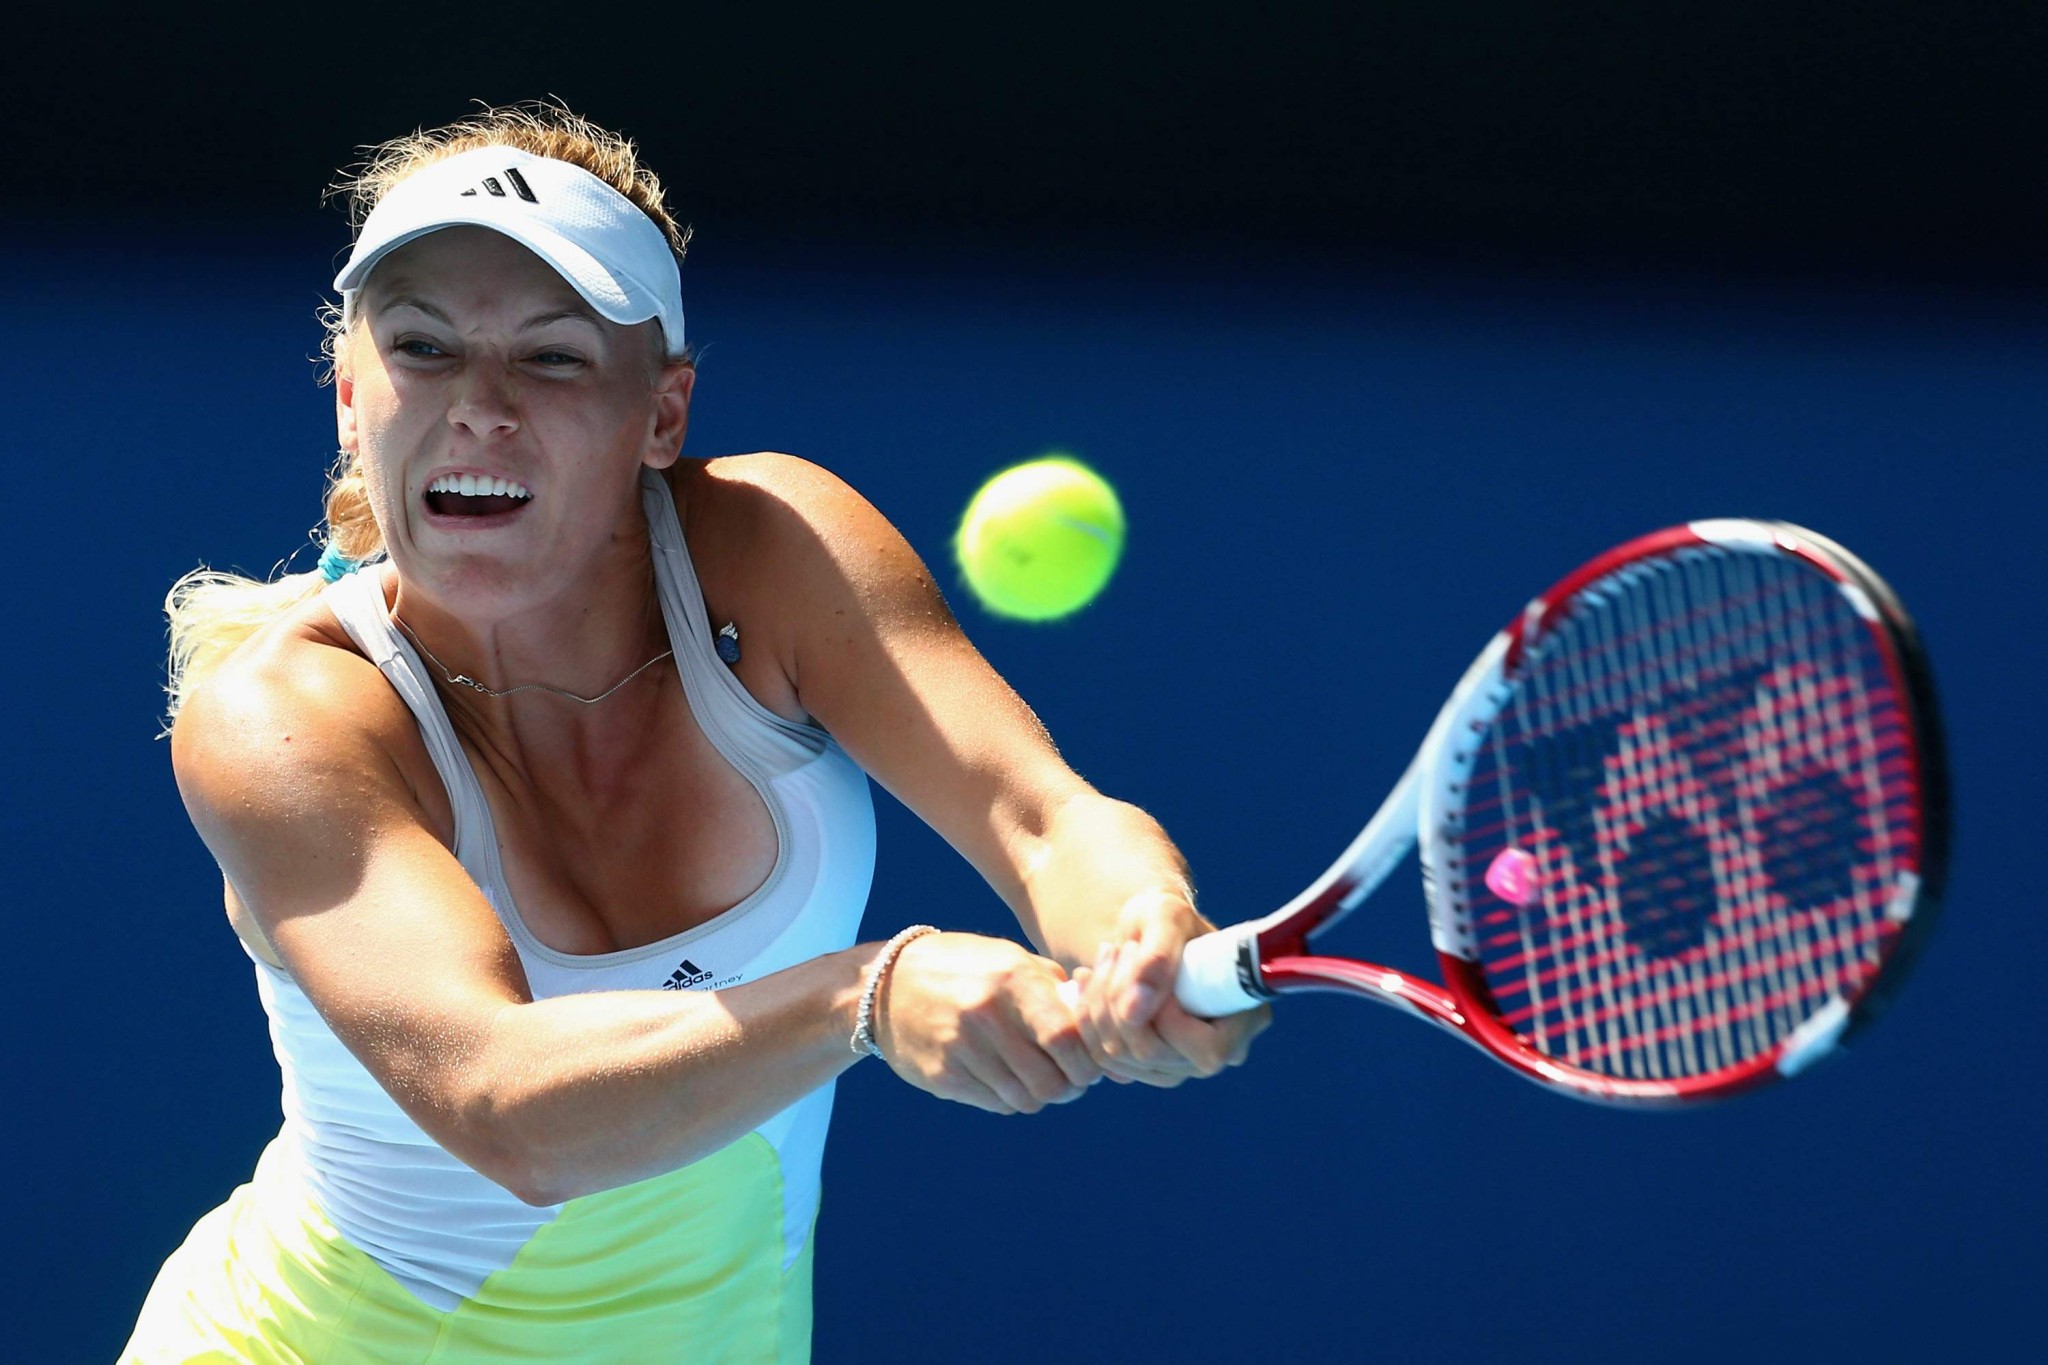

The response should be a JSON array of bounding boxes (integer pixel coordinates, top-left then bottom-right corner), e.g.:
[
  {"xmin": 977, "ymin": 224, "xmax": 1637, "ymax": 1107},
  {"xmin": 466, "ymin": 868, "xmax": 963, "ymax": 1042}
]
[{"xmin": 427, "ymin": 473, "xmax": 533, "ymax": 499}]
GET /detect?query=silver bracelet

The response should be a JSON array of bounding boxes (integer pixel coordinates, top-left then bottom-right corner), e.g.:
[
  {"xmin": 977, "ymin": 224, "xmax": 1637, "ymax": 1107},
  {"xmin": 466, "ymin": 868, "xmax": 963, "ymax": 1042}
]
[{"xmin": 852, "ymin": 925, "xmax": 938, "ymax": 1060}]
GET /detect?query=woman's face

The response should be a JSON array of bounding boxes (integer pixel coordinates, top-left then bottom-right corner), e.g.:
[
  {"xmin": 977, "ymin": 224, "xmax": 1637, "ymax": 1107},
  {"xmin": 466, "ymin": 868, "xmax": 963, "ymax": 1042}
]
[{"xmin": 337, "ymin": 225, "xmax": 692, "ymax": 612}]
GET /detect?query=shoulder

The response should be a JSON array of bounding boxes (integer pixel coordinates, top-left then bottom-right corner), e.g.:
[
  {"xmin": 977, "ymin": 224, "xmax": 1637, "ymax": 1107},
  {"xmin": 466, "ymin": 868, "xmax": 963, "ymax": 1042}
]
[
  {"xmin": 673, "ymin": 452, "xmax": 947, "ymax": 620},
  {"xmin": 679, "ymin": 452, "xmax": 900, "ymax": 555},
  {"xmin": 171, "ymin": 587, "xmax": 448, "ymax": 853},
  {"xmin": 667, "ymin": 453, "xmax": 960, "ymax": 717}
]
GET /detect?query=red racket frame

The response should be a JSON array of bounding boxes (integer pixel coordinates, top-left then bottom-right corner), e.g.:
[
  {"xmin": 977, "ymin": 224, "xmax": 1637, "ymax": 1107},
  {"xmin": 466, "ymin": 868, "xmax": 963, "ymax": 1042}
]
[{"xmin": 1195, "ymin": 520, "xmax": 1946, "ymax": 1107}]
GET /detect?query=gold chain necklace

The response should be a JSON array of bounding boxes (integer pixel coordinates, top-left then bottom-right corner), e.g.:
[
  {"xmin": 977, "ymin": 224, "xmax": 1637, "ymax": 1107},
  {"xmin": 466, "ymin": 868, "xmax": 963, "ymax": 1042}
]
[{"xmin": 394, "ymin": 617, "xmax": 673, "ymax": 705}]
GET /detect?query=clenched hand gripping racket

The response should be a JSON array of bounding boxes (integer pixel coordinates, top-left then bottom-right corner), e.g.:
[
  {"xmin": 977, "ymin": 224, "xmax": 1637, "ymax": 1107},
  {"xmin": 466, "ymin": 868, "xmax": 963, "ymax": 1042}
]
[{"xmin": 1176, "ymin": 521, "xmax": 1948, "ymax": 1106}]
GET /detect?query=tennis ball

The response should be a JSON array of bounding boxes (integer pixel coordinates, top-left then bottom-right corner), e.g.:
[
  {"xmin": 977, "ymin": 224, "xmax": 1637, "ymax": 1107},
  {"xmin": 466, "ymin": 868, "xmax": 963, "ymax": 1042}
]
[{"xmin": 954, "ymin": 455, "xmax": 1125, "ymax": 621}]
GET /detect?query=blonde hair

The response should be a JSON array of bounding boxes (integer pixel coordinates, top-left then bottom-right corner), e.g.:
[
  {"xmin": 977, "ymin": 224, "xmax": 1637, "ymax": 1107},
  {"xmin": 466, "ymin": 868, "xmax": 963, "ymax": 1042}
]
[{"xmin": 163, "ymin": 101, "xmax": 690, "ymax": 723}]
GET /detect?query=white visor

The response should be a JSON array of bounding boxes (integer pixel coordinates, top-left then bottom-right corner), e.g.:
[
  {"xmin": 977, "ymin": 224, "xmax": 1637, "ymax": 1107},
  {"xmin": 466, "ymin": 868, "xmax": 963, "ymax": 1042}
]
[{"xmin": 333, "ymin": 145, "xmax": 686, "ymax": 358}]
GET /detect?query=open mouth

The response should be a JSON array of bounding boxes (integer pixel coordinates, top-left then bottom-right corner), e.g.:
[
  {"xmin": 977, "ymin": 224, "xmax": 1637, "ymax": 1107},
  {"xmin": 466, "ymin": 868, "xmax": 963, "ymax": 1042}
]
[{"xmin": 425, "ymin": 473, "xmax": 534, "ymax": 518}]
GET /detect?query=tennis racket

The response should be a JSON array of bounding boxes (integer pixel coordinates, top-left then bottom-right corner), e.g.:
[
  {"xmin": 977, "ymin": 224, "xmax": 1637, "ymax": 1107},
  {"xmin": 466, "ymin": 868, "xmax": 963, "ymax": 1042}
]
[{"xmin": 1176, "ymin": 519, "xmax": 1948, "ymax": 1105}]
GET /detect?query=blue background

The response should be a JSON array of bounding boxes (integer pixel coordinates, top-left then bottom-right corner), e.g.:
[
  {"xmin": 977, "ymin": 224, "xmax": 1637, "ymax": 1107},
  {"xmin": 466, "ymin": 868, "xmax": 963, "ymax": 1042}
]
[{"xmin": 3, "ymin": 224, "xmax": 2041, "ymax": 1360}]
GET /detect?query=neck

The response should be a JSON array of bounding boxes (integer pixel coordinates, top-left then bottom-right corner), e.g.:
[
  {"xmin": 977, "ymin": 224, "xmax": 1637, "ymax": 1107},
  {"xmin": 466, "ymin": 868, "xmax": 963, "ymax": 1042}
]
[
  {"xmin": 396, "ymin": 615, "xmax": 673, "ymax": 706},
  {"xmin": 383, "ymin": 529, "xmax": 675, "ymax": 757}
]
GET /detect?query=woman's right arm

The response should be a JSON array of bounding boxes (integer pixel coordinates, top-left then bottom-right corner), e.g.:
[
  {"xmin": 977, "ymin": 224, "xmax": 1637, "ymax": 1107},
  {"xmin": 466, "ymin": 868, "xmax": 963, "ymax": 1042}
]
[{"xmin": 174, "ymin": 642, "xmax": 1091, "ymax": 1206}]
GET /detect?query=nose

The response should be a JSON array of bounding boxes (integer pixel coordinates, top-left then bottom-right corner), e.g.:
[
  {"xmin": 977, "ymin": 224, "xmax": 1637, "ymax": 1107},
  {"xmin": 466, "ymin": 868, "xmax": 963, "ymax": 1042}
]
[{"xmin": 446, "ymin": 359, "xmax": 521, "ymax": 440}]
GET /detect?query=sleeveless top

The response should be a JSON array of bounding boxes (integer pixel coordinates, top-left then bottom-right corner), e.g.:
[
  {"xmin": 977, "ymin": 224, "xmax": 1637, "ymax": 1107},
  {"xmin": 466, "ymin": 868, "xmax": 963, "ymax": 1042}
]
[{"xmin": 251, "ymin": 466, "xmax": 878, "ymax": 1315}]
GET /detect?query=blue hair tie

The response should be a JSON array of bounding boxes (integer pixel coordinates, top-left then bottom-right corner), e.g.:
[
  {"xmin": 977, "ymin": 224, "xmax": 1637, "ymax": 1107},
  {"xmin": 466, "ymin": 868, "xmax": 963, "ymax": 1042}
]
[{"xmin": 317, "ymin": 543, "xmax": 359, "ymax": 583}]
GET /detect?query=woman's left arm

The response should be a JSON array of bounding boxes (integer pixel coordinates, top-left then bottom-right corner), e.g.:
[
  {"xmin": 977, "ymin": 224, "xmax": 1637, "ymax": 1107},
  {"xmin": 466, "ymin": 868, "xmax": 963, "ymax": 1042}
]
[{"xmin": 724, "ymin": 455, "xmax": 1266, "ymax": 1085}]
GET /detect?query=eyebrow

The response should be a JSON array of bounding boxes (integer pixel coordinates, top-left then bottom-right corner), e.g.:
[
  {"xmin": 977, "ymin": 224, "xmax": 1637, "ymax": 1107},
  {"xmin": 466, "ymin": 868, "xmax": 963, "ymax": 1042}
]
[{"xmin": 375, "ymin": 295, "xmax": 605, "ymax": 332}]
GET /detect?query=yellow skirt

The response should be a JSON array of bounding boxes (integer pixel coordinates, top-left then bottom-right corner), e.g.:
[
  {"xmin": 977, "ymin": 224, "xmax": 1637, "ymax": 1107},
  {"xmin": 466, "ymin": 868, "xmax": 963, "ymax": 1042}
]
[{"xmin": 121, "ymin": 1136, "xmax": 814, "ymax": 1364}]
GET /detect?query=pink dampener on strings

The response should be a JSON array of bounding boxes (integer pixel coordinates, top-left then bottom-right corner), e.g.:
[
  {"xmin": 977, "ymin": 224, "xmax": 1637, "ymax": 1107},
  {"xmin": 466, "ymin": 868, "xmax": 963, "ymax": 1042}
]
[{"xmin": 1485, "ymin": 848, "xmax": 1538, "ymax": 907}]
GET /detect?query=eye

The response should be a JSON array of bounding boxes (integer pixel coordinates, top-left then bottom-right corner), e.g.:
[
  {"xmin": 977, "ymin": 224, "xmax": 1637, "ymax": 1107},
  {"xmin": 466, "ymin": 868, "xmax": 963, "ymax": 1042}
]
[
  {"xmin": 532, "ymin": 349, "xmax": 586, "ymax": 367},
  {"xmin": 393, "ymin": 337, "xmax": 448, "ymax": 358}
]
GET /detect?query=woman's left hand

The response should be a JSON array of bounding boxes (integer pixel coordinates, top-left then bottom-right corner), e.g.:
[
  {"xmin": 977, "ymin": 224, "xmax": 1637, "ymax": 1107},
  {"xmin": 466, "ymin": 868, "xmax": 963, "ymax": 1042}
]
[{"xmin": 1068, "ymin": 890, "xmax": 1270, "ymax": 1087}]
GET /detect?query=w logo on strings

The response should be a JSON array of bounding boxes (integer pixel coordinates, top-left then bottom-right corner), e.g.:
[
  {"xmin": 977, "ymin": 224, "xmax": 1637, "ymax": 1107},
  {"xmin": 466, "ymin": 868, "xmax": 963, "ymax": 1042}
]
[{"xmin": 458, "ymin": 167, "xmax": 539, "ymax": 203}]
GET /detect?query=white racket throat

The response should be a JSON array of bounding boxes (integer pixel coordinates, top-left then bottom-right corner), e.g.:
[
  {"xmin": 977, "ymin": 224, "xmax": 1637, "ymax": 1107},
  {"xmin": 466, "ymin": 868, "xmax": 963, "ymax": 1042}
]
[
  {"xmin": 1415, "ymin": 630, "xmax": 1514, "ymax": 959},
  {"xmin": 1171, "ymin": 632, "xmax": 1511, "ymax": 1017}
]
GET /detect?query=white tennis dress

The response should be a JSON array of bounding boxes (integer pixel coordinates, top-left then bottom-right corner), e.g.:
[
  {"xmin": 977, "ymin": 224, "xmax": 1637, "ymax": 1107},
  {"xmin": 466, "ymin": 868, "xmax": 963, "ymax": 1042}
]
[{"xmin": 125, "ymin": 468, "xmax": 878, "ymax": 1363}]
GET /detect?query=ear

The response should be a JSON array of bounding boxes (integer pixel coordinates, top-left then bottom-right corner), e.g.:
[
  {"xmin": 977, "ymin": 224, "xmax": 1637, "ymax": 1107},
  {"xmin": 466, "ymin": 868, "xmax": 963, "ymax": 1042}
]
[
  {"xmin": 642, "ymin": 361, "xmax": 695, "ymax": 471},
  {"xmin": 335, "ymin": 356, "xmax": 359, "ymax": 456}
]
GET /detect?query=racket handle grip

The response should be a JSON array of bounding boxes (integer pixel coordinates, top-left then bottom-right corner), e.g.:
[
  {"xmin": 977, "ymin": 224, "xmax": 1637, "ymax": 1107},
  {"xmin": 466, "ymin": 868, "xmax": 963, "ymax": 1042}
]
[{"xmin": 1174, "ymin": 926, "xmax": 1270, "ymax": 1018}]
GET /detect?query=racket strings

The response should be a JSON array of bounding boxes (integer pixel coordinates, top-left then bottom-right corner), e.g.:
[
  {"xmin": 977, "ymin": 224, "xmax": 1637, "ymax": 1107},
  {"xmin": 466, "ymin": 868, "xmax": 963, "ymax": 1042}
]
[{"xmin": 1459, "ymin": 547, "xmax": 1917, "ymax": 1081}]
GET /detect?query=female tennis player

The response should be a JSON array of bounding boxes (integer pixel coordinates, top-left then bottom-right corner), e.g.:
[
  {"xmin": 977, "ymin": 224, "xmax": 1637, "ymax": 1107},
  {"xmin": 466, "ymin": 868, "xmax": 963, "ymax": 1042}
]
[{"xmin": 122, "ymin": 104, "xmax": 1265, "ymax": 1361}]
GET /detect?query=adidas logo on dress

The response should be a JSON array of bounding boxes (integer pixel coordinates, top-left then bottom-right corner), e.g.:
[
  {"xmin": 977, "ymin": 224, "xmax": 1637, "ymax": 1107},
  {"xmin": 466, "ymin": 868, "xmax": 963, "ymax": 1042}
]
[{"xmin": 661, "ymin": 958, "xmax": 714, "ymax": 990}]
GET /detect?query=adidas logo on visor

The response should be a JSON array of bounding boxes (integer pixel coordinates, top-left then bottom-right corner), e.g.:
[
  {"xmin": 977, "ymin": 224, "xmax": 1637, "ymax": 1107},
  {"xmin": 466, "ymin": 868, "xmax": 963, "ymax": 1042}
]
[{"xmin": 458, "ymin": 167, "xmax": 539, "ymax": 203}]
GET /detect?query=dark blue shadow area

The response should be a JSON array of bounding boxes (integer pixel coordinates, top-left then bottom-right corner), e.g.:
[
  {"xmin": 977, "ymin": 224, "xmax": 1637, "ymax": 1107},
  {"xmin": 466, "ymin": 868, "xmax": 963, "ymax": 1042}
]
[{"xmin": 4, "ymin": 224, "xmax": 2040, "ymax": 1362}]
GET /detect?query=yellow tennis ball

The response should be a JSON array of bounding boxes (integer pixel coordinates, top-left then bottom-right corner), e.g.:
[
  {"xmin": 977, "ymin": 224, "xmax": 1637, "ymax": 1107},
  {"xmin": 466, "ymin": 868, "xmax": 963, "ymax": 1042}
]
[{"xmin": 954, "ymin": 455, "xmax": 1126, "ymax": 621}]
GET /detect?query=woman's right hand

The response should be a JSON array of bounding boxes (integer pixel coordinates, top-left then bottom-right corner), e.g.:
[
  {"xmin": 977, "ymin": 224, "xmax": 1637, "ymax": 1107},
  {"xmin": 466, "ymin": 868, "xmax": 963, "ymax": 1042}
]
[{"xmin": 871, "ymin": 932, "xmax": 1102, "ymax": 1114}]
